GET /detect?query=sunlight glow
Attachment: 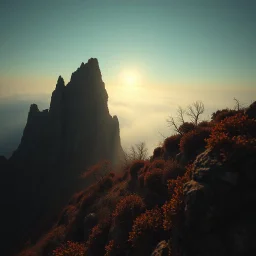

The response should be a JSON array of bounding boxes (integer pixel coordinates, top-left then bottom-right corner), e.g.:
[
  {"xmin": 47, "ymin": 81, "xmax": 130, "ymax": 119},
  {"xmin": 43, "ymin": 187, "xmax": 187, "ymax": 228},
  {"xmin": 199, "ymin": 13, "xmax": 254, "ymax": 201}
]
[{"xmin": 120, "ymin": 70, "xmax": 140, "ymax": 86}]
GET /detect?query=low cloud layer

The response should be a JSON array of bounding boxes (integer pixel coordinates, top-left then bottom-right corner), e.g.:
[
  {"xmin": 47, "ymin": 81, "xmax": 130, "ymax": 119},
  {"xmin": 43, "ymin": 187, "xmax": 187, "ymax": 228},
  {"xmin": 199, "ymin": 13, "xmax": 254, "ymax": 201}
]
[{"xmin": 0, "ymin": 84, "xmax": 255, "ymax": 158}]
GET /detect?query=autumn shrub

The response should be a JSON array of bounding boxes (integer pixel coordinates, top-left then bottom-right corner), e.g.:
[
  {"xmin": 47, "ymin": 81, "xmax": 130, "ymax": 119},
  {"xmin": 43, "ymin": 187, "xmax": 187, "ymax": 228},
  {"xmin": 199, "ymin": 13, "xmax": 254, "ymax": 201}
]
[
  {"xmin": 150, "ymin": 159, "xmax": 165, "ymax": 170},
  {"xmin": 31, "ymin": 226, "xmax": 66, "ymax": 256},
  {"xmin": 153, "ymin": 146, "xmax": 164, "ymax": 159},
  {"xmin": 144, "ymin": 168, "xmax": 164, "ymax": 193},
  {"xmin": 112, "ymin": 194, "xmax": 145, "ymax": 224},
  {"xmin": 138, "ymin": 161, "xmax": 150, "ymax": 175},
  {"xmin": 162, "ymin": 178, "xmax": 184, "ymax": 230},
  {"xmin": 162, "ymin": 165, "xmax": 193, "ymax": 231},
  {"xmin": 163, "ymin": 134, "xmax": 181, "ymax": 155},
  {"xmin": 180, "ymin": 127, "xmax": 211, "ymax": 157},
  {"xmin": 198, "ymin": 120, "xmax": 213, "ymax": 128},
  {"xmin": 163, "ymin": 160, "xmax": 185, "ymax": 181},
  {"xmin": 211, "ymin": 109, "xmax": 240, "ymax": 123},
  {"xmin": 85, "ymin": 219, "xmax": 111, "ymax": 256},
  {"xmin": 81, "ymin": 160, "xmax": 111, "ymax": 180},
  {"xmin": 129, "ymin": 160, "xmax": 146, "ymax": 179},
  {"xmin": 246, "ymin": 101, "xmax": 256, "ymax": 119},
  {"xmin": 129, "ymin": 207, "xmax": 164, "ymax": 252},
  {"xmin": 206, "ymin": 113, "xmax": 256, "ymax": 160},
  {"xmin": 104, "ymin": 240, "xmax": 121, "ymax": 256},
  {"xmin": 178, "ymin": 122, "xmax": 195, "ymax": 134},
  {"xmin": 52, "ymin": 241, "xmax": 85, "ymax": 256}
]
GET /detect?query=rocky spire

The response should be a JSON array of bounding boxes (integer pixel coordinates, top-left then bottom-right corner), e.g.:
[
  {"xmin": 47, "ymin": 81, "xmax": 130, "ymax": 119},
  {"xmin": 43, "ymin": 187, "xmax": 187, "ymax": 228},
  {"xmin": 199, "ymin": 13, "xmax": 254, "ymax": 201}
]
[
  {"xmin": 11, "ymin": 58, "xmax": 123, "ymax": 169},
  {"xmin": 56, "ymin": 76, "xmax": 65, "ymax": 90}
]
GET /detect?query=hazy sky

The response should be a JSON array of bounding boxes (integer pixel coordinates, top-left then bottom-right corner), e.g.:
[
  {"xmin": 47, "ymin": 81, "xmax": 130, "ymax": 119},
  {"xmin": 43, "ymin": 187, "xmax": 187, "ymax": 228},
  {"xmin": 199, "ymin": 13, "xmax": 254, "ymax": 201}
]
[{"xmin": 0, "ymin": 0, "xmax": 255, "ymax": 156}]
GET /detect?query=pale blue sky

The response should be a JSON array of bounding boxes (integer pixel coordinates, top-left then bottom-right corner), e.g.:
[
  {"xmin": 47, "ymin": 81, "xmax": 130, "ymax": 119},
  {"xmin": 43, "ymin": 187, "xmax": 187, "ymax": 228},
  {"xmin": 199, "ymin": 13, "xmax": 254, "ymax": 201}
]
[
  {"xmin": 0, "ymin": 0, "xmax": 255, "ymax": 156},
  {"xmin": 1, "ymin": 0, "xmax": 255, "ymax": 92}
]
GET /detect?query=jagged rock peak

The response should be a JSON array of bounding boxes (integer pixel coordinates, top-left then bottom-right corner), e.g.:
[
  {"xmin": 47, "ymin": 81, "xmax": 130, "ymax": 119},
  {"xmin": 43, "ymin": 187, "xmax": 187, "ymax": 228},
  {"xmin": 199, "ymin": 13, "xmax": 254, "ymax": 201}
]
[
  {"xmin": 29, "ymin": 104, "xmax": 39, "ymax": 114},
  {"xmin": 88, "ymin": 57, "xmax": 99, "ymax": 67},
  {"xmin": 56, "ymin": 76, "xmax": 65, "ymax": 90},
  {"xmin": 70, "ymin": 58, "xmax": 102, "ymax": 84}
]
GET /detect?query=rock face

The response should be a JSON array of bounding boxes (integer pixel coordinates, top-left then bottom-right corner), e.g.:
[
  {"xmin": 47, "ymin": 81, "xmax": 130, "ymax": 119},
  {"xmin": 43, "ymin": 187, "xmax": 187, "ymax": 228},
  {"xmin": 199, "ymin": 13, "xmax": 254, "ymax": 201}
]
[
  {"xmin": 10, "ymin": 58, "xmax": 123, "ymax": 169},
  {"xmin": 181, "ymin": 148, "xmax": 256, "ymax": 256},
  {"xmin": 2, "ymin": 58, "xmax": 123, "ymax": 256}
]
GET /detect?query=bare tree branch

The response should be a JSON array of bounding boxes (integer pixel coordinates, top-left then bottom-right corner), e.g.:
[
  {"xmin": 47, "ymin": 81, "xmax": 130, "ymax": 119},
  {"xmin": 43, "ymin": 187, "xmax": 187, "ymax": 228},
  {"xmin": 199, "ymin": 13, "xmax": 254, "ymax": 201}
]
[
  {"xmin": 177, "ymin": 106, "xmax": 186, "ymax": 124},
  {"xmin": 166, "ymin": 116, "xmax": 182, "ymax": 134},
  {"xmin": 233, "ymin": 98, "xmax": 240, "ymax": 111},
  {"xmin": 186, "ymin": 101, "xmax": 205, "ymax": 125}
]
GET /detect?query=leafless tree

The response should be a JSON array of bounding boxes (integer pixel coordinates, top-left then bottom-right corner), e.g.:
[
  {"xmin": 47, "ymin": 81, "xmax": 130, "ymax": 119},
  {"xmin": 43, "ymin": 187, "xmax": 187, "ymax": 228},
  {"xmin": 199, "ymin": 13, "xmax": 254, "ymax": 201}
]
[
  {"xmin": 122, "ymin": 142, "xmax": 149, "ymax": 168},
  {"xmin": 187, "ymin": 101, "xmax": 205, "ymax": 125},
  {"xmin": 233, "ymin": 98, "xmax": 241, "ymax": 111},
  {"xmin": 177, "ymin": 106, "xmax": 186, "ymax": 124},
  {"xmin": 166, "ymin": 115, "xmax": 181, "ymax": 135},
  {"xmin": 166, "ymin": 106, "xmax": 186, "ymax": 134},
  {"xmin": 167, "ymin": 101, "xmax": 205, "ymax": 133}
]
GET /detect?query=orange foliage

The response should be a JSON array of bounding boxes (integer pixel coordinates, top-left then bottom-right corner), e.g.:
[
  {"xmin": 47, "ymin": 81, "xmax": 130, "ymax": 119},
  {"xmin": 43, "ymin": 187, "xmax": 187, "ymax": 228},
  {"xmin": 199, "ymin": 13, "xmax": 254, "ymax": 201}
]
[
  {"xmin": 180, "ymin": 128, "xmax": 211, "ymax": 156},
  {"xmin": 163, "ymin": 160, "xmax": 184, "ymax": 181},
  {"xmin": 112, "ymin": 194, "xmax": 145, "ymax": 223},
  {"xmin": 206, "ymin": 113, "xmax": 256, "ymax": 159},
  {"xmin": 162, "ymin": 165, "xmax": 193, "ymax": 231},
  {"xmin": 163, "ymin": 134, "xmax": 181, "ymax": 154},
  {"xmin": 162, "ymin": 178, "xmax": 184, "ymax": 230},
  {"xmin": 52, "ymin": 241, "xmax": 85, "ymax": 256},
  {"xmin": 144, "ymin": 168, "xmax": 164, "ymax": 193},
  {"xmin": 150, "ymin": 159, "xmax": 165, "ymax": 170},
  {"xmin": 85, "ymin": 219, "xmax": 111, "ymax": 255},
  {"xmin": 81, "ymin": 160, "xmax": 111, "ymax": 179},
  {"xmin": 104, "ymin": 240, "xmax": 120, "ymax": 256},
  {"xmin": 128, "ymin": 207, "xmax": 163, "ymax": 247},
  {"xmin": 211, "ymin": 109, "xmax": 240, "ymax": 123}
]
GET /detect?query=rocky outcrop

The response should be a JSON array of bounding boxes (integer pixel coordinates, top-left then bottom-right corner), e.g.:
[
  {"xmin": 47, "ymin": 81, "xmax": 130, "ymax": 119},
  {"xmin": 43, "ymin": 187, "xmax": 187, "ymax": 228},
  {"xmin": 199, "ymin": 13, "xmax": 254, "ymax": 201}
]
[
  {"xmin": 10, "ymin": 58, "xmax": 123, "ymax": 169},
  {"xmin": 181, "ymin": 148, "xmax": 256, "ymax": 256}
]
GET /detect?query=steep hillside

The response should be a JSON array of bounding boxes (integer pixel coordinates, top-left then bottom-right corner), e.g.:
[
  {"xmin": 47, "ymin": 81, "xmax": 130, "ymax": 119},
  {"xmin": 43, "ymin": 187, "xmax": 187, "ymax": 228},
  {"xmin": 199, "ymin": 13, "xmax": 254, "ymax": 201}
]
[{"xmin": 19, "ymin": 101, "xmax": 256, "ymax": 256}]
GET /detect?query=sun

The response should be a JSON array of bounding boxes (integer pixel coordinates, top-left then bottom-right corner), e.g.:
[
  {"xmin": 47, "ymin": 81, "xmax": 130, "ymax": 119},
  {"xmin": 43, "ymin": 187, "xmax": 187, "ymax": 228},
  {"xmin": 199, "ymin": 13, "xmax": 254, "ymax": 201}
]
[{"xmin": 121, "ymin": 70, "xmax": 140, "ymax": 86}]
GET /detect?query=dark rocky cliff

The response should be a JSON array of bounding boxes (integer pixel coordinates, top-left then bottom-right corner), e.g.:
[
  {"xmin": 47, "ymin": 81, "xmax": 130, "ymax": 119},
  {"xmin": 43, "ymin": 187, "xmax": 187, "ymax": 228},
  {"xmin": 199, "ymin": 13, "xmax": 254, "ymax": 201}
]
[
  {"xmin": 1, "ymin": 58, "xmax": 124, "ymax": 256},
  {"xmin": 10, "ymin": 58, "xmax": 123, "ymax": 169}
]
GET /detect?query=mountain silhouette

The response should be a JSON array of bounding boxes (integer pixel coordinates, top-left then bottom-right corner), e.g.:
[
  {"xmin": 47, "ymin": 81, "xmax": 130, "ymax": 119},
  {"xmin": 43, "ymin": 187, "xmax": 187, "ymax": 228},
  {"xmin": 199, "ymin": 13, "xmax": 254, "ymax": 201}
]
[{"xmin": 1, "ymin": 58, "xmax": 124, "ymax": 256}]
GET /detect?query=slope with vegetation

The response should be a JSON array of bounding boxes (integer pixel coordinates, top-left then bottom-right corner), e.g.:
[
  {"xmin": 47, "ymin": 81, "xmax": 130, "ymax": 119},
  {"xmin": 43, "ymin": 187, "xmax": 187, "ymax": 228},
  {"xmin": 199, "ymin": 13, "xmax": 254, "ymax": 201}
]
[{"xmin": 19, "ymin": 100, "xmax": 256, "ymax": 256}]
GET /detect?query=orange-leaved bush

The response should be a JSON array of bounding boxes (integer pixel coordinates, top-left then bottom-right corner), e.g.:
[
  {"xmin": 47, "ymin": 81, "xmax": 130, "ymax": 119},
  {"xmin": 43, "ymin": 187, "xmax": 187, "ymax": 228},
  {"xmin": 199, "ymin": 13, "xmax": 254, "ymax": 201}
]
[
  {"xmin": 144, "ymin": 168, "xmax": 164, "ymax": 193},
  {"xmin": 163, "ymin": 159, "xmax": 185, "ymax": 181},
  {"xmin": 150, "ymin": 159, "xmax": 165, "ymax": 170},
  {"xmin": 104, "ymin": 240, "xmax": 121, "ymax": 256},
  {"xmin": 162, "ymin": 165, "xmax": 193, "ymax": 230},
  {"xmin": 112, "ymin": 194, "xmax": 145, "ymax": 223},
  {"xmin": 52, "ymin": 241, "xmax": 85, "ymax": 256},
  {"xmin": 180, "ymin": 128, "xmax": 211, "ymax": 156},
  {"xmin": 162, "ymin": 177, "xmax": 184, "ymax": 230},
  {"xmin": 128, "ymin": 207, "xmax": 164, "ymax": 248},
  {"xmin": 211, "ymin": 109, "xmax": 240, "ymax": 123},
  {"xmin": 206, "ymin": 113, "xmax": 256, "ymax": 158},
  {"xmin": 129, "ymin": 160, "xmax": 146, "ymax": 179},
  {"xmin": 85, "ymin": 219, "xmax": 111, "ymax": 256},
  {"xmin": 246, "ymin": 101, "xmax": 256, "ymax": 119},
  {"xmin": 152, "ymin": 146, "xmax": 164, "ymax": 159},
  {"xmin": 178, "ymin": 122, "xmax": 195, "ymax": 134},
  {"xmin": 163, "ymin": 134, "xmax": 181, "ymax": 155}
]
